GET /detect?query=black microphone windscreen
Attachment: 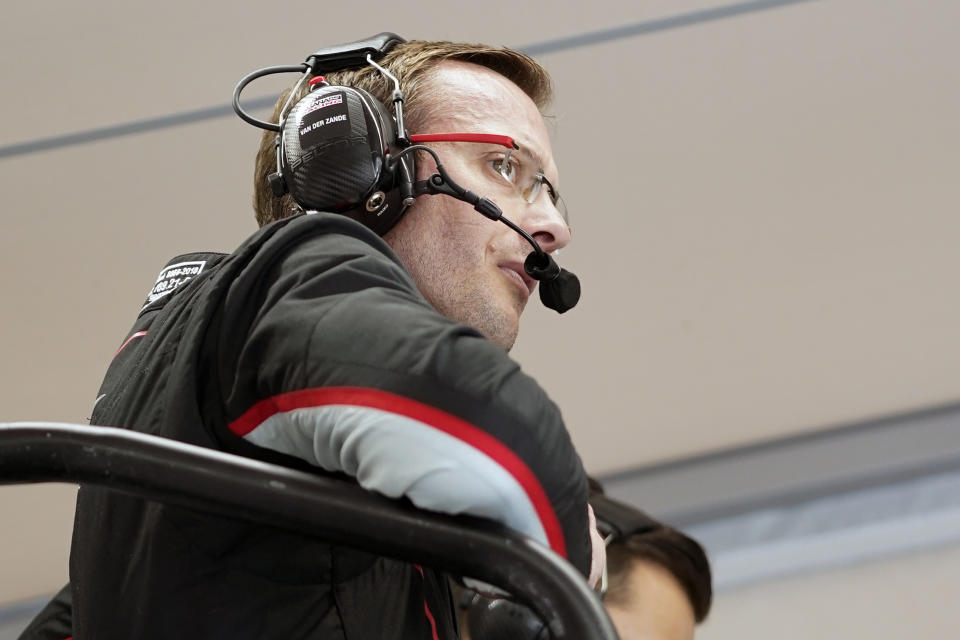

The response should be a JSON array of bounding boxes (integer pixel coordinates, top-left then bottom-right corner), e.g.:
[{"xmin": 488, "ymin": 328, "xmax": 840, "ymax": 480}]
[{"xmin": 538, "ymin": 269, "xmax": 581, "ymax": 313}]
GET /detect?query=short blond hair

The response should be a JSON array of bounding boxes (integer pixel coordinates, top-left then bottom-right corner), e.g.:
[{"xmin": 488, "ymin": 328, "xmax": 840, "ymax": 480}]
[{"xmin": 252, "ymin": 40, "xmax": 552, "ymax": 227}]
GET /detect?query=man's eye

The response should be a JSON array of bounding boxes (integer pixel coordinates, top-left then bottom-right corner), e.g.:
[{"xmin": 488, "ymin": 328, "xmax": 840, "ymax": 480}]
[{"xmin": 491, "ymin": 157, "xmax": 518, "ymax": 184}]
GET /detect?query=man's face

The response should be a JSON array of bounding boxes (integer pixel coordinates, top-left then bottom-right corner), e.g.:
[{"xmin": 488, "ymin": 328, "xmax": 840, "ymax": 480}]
[
  {"xmin": 606, "ymin": 560, "xmax": 697, "ymax": 640},
  {"xmin": 384, "ymin": 61, "xmax": 571, "ymax": 350}
]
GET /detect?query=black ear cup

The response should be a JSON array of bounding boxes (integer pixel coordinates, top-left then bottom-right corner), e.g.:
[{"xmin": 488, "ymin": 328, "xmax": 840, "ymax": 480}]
[{"xmin": 277, "ymin": 85, "xmax": 411, "ymax": 235}]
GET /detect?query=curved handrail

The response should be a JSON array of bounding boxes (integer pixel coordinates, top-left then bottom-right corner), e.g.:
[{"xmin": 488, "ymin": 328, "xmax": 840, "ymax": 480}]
[{"xmin": 0, "ymin": 422, "xmax": 618, "ymax": 640}]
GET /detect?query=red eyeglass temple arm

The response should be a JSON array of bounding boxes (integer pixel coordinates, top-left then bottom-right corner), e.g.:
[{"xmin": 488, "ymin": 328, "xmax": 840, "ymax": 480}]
[{"xmin": 408, "ymin": 133, "xmax": 518, "ymax": 149}]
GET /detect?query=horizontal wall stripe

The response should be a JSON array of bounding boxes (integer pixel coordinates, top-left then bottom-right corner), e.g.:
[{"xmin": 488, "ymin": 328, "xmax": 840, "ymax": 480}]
[
  {"xmin": 0, "ymin": 595, "xmax": 49, "ymax": 627},
  {"xmin": 599, "ymin": 400, "xmax": 960, "ymax": 526},
  {"xmin": 0, "ymin": 0, "xmax": 818, "ymax": 160},
  {"xmin": 688, "ymin": 469, "xmax": 960, "ymax": 590},
  {"xmin": 520, "ymin": 0, "xmax": 816, "ymax": 56},
  {"xmin": 0, "ymin": 96, "xmax": 275, "ymax": 160}
]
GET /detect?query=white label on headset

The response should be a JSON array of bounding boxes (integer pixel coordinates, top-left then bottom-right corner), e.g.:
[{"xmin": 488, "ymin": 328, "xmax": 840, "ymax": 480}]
[{"xmin": 299, "ymin": 91, "xmax": 351, "ymax": 149}]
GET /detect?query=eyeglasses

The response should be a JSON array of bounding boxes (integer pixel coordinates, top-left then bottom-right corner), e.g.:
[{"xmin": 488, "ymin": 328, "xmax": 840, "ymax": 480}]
[{"xmin": 408, "ymin": 133, "xmax": 569, "ymax": 226}]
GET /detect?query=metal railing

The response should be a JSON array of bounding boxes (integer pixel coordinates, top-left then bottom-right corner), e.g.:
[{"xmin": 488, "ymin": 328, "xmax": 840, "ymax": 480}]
[{"xmin": 0, "ymin": 422, "xmax": 618, "ymax": 639}]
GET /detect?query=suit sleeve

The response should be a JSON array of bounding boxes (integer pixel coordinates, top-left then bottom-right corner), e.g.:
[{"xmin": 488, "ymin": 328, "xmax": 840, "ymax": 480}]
[{"xmin": 216, "ymin": 215, "xmax": 591, "ymax": 577}]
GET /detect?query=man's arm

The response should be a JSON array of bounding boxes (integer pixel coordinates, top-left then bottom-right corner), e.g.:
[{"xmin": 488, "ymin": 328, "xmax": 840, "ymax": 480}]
[{"xmin": 214, "ymin": 214, "xmax": 593, "ymax": 577}]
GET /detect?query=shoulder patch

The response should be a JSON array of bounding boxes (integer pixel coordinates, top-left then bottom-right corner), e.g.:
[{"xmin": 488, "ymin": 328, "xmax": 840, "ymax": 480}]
[{"xmin": 142, "ymin": 260, "xmax": 206, "ymax": 310}]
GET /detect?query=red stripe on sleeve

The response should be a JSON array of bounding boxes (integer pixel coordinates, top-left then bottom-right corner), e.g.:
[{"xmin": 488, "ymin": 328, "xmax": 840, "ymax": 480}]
[
  {"xmin": 113, "ymin": 330, "xmax": 147, "ymax": 358},
  {"xmin": 414, "ymin": 564, "xmax": 441, "ymax": 640},
  {"xmin": 228, "ymin": 386, "xmax": 568, "ymax": 558}
]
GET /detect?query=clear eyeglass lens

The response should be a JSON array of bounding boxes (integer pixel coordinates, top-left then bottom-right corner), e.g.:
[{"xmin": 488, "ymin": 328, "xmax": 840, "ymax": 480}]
[
  {"xmin": 522, "ymin": 178, "xmax": 542, "ymax": 204},
  {"xmin": 553, "ymin": 192, "xmax": 569, "ymax": 227},
  {"xmin": 497, "ymin": 146, "xmax": 570, "ymax": 227},
  {"xmin": 496, "ymin": 156, "xmax": 516, "ymax": 183},
  {"xmin": 497, "ymin": 148, "xmax": 521, "ymax": 184}
]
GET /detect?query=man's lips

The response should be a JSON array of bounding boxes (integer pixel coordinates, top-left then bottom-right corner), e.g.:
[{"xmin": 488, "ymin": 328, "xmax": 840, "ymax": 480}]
[{"xmin": 499, "ymin": 261, "xmax": 537, "ymax": 297}]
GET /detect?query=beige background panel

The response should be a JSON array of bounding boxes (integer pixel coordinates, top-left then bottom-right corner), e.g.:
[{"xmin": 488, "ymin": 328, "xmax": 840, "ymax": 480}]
[
  {"xmin": 515, "ymin": 0, "xmax": 960, "ymax": 469},
  {"xmin": 2, "ymin": 0, "xmax": 959, "ymax": 626},
  {"xmin": 1, "ymin": 120, "xmax": 256, "ymax": 425},
  {"xmin": 700, "ymin": 542, "xmax": 960, "ymax": 639},
  {"xmin": 0, "ymin": 485, "xmax": 74, "ymax": 602}
]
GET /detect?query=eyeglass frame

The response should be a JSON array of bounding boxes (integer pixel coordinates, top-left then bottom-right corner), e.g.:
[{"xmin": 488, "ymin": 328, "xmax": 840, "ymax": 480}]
[{"xmin": 407, "ymin": 133, "xmax": 569, "ymax": 226}]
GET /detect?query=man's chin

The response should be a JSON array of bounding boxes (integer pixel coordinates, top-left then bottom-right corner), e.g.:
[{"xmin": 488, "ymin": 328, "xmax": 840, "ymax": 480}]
[
  {"xmin": 442, "ymin": 288, "xmax": 523, "ymax": 351},
  {"xmin": 498, "ymin": 326, "xmax": 520, "ymax": 352},
  {"xmin": 474, "ymin": 300, "xmax": 521, "ymax": 351},
  {"xmin": 496, "ymin": 301, "xmax": 524, "ymax": 352}
]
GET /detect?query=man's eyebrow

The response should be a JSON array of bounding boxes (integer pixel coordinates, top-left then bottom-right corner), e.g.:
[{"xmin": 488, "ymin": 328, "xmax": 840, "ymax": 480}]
[
  {"xmin": 512, "ymin": 142, "xmax": 544, "ymax": 171},
  {"xmin": 513, "ymin": 141, "xmax": 561, "ymax": 187}
]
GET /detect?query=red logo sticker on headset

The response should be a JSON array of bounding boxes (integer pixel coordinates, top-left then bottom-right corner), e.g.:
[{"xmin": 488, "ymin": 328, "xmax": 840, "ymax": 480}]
[{"xmin": 304, "ymin": 93, "xmax": 343, "ymax": 114}]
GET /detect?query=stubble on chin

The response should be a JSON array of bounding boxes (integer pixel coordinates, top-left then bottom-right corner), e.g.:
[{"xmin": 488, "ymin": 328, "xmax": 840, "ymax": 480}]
[{"xmin": 433, "ymin": 282, "xmax": 521, "ymax": 352}]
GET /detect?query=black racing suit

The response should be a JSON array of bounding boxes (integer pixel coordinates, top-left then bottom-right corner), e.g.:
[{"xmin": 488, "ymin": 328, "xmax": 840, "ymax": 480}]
[{"xmin": 47, "ymin": 213, "xmax": 591, "ymax": 639}]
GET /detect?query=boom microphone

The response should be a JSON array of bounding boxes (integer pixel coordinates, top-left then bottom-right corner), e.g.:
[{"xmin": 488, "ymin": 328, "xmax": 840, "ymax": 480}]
[{"xmin": 523, "ymin": 251, "xmax": 581, "ymax": 314}]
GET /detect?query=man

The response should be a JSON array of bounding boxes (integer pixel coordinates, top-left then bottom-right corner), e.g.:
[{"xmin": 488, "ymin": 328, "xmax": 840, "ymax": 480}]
[
  {"xmin": 22, "ymin": 38, "xmax": 601, "ymax": 640},
  {"xmin": 461, "ymin": 490, "xmax": 712, "ymax": 640}
]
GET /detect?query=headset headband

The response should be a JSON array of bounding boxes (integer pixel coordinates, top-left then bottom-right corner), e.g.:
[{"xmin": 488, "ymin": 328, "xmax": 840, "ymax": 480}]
[
  {"xmin": 232, "ymin": 32, "xmax": 406, "ymax": 132},
  {"xmin": 304, "ymin": 32, "xmax": 406, "ymax": 75}
]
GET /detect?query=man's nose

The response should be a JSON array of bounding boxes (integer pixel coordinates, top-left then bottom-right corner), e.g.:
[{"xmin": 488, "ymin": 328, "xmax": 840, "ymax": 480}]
[{"xmin": 520, "ymin": 195, "xmax": 572, "ymax": 255}]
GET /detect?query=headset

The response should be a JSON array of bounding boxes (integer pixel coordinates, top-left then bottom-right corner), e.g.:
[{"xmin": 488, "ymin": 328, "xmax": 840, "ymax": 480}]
[{"xmin": 232, "ymin": 33, "xmax": 581, "ymax": 313}]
